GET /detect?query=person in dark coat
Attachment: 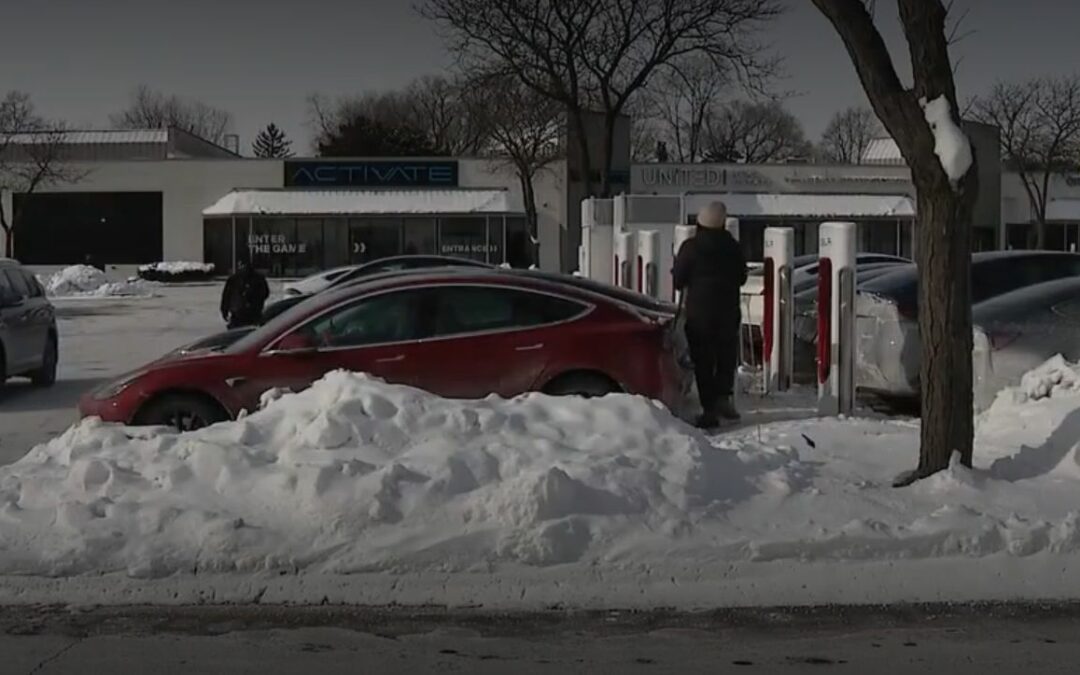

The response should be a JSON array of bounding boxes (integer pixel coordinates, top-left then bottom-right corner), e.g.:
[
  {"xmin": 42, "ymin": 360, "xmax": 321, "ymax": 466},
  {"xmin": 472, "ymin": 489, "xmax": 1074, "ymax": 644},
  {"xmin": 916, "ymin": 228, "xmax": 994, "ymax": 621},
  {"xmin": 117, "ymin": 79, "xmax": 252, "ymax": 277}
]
[
  {"xmin": 672, "ymin": 201, "xmax": 747, "ymax": 427},
  {"xmin": 220, "ymin": 259, "xmax": 270, "ymax": 329}
]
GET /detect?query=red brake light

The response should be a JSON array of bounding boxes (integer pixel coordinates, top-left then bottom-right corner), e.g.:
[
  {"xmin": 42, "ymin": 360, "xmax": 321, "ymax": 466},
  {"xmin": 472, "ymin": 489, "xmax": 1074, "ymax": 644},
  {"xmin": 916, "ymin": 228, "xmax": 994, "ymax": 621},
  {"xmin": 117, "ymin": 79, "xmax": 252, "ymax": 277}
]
[
  {"xmin": 988, "ymin": 327, "xmax": 1021, "ymax": 350},
  {"xmin": 762, "ymin": 258, "xmax": 775, "ymax": 360},
  {"xmin": 817, "ymin": 258, "xmax": 832, "ymax": 384}
]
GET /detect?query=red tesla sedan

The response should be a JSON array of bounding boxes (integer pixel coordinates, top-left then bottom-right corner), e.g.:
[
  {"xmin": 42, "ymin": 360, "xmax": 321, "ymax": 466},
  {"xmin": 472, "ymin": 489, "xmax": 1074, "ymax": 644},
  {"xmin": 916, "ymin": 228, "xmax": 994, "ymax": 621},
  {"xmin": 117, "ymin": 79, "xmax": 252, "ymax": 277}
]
[{"xmin": 79, "ymin": 270, "xmax": 692, "ymax": 431}]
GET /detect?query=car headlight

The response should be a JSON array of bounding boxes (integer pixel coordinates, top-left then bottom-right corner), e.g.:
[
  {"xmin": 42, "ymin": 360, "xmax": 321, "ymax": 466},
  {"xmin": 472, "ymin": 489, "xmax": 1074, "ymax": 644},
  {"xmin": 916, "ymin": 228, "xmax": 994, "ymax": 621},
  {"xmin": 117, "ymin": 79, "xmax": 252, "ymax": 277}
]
[{"xmin": 92, "ymin": 371, "xmax": 146, "ymax": 400}]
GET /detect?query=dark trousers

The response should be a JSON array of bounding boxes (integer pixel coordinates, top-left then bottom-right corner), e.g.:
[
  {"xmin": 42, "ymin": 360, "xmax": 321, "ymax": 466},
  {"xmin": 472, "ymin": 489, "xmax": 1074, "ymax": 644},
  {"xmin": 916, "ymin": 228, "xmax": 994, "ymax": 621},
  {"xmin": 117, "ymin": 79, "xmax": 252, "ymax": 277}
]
[{"xmin": 685, "ymin": 322, "xmax": 739, "ymax": 415}]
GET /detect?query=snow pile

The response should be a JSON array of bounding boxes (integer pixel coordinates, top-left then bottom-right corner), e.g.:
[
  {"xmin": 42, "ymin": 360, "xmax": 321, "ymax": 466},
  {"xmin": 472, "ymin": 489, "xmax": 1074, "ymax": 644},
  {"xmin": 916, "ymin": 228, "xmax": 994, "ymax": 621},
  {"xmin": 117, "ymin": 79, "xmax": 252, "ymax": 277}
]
[
  {"xmin": 987, "ymin": 355, "xmax": 1080, "ymax": 406},
  {"xmin": 7, "ymin": 367, "xmax": 1080, "ymax": 606},
  {"xmin": 137, "ymin": 262, "xmax": 215, "ymax": 275},
  {"xmin": 42, "ymin": 265, "xmax": 154, "ymax": 298},
  {"xmin": 921, "ymin": 95, "xmax": 973, "ymax": 184},
  {"xmin": 0, "ymin": 371, "xmax": 731, "ymax": 577}
]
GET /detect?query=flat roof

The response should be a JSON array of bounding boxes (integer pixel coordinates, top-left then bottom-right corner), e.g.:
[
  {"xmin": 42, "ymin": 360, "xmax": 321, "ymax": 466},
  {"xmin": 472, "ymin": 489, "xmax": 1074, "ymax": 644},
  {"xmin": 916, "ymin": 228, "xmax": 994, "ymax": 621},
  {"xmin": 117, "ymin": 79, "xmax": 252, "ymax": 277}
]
[
  {"xmin": 203, "ymin": 188, "xmax": 524, "ymax": 216},
  {"xmin": 683, "ymin": 192, "xmax": 915, "ymax": 218}
]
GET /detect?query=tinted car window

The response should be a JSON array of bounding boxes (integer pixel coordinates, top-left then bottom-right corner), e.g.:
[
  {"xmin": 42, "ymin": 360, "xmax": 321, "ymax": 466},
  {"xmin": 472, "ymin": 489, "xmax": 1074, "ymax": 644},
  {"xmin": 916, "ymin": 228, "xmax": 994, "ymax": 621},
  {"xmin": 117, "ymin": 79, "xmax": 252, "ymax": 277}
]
[
  {"xmin": 0, "ymin": 269, "xmax": 14, "ymax": 303},
  {"xmin": 4, "ymin": 269, "xmax": 30, "ymax": 298},
  {"xmin": 430, "ymin": 286, "xmax": 585, "ymax": 337},
  {"xmin": 21, "ymin": 270, "xmax": 44, "ymax": 298},
  {"xmin": 302, "ymin": 290, "xmax": 425, "ymax": 347}
]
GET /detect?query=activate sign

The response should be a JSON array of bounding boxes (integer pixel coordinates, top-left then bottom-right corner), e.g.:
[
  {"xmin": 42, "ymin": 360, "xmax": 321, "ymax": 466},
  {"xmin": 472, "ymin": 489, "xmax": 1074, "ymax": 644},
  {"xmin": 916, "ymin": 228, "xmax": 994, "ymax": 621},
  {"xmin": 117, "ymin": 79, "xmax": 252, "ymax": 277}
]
[{"xmin": 285, "ymin": 160, "xmax": 459, "ymax": 188}]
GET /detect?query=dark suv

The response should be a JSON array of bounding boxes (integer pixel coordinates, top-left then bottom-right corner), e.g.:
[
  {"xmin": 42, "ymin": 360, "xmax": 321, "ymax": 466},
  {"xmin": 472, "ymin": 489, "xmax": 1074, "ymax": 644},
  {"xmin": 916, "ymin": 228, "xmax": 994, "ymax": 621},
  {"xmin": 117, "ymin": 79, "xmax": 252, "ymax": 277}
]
[{"xmin": 0, "ymin": 259, "xmax": 58, "ymax": 386}]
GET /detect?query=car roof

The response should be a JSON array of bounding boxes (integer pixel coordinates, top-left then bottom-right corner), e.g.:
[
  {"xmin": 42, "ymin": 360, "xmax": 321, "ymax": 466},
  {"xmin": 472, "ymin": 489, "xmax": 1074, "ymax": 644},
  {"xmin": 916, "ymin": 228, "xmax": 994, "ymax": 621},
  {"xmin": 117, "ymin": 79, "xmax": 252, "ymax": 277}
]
[{"xmin": 973, "ymin": 275, "xmax": 1080, "ymax": 318}]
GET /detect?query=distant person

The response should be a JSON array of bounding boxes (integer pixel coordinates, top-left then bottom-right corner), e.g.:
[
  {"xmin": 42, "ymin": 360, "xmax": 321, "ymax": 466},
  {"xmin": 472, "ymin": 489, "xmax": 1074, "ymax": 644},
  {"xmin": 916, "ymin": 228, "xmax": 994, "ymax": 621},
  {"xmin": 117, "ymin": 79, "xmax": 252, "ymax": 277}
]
[
  {"xmin": 673, "ymin": 201, "xmax": 747, "ymax": 427},
  {"xmin": 220, "ymin": 259, "xmax": 270, "ymax": 329}
]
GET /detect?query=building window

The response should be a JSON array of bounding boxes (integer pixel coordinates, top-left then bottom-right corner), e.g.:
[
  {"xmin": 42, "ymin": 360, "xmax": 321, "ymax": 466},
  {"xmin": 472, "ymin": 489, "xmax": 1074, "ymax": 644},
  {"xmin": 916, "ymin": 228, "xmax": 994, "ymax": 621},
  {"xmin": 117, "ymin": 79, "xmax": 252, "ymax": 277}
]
[
  {"xmin": 859, "ymin": 220, "xmax": 900, "ymax": 255},
  {"xmin": 438, "ymin": 217, "xmax": 489, "ymax": 261},
  {"xmin": 404, "ymin": 217, "xmax": 436, "ymax": 255},
  {"xmin": 202, "ymin": 218, "xmax": 232, "ymax": 273},
  {"xmin": 487, "ymin": 216, "xmax": 506, "ymax": 264},
  {"xmin": 295, "ymin": 218, "xmax": 324, "ymax": 275},
  {"xmin": 249, "ymin": 217, "xmax": 297, "ymax": 276},
  {"xmin": 323, "ymin": 218, "xmax": 349, "ymax": 268},
  {"xmin": 349, "ymin": 217, "xmax": 402, "ymax": 264}
]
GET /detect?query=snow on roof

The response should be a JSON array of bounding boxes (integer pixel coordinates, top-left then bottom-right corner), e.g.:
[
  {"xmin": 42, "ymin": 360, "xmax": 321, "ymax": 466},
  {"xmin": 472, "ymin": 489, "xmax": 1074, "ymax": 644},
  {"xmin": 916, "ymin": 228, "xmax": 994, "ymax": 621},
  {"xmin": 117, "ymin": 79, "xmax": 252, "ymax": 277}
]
[
  {"xmin": 203, "ymin": 189, "xmax": 523, "ymax": 216},
  {"xmin": 1045, "ymin": 199, "xmax": 1080, "ymax": 222},
  {"xmin": 5, "ymin": 130, "xmax": 169, "ymax": 145},
  {"xmin": 684, "ymin": 192, "xmax": 915, "ymax": 218},
  {"xmin": 861, "ymin": 138, "xmax": 905, "ymax": 165}
]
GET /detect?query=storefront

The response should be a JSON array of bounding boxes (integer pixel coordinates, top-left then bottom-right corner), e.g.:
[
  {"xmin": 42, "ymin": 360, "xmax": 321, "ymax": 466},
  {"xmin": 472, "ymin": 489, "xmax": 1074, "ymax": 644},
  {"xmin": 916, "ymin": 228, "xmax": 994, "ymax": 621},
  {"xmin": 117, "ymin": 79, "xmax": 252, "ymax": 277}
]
[{"xmin": 202, "ymin": 188, "xmax": 529, "ymax": 275}]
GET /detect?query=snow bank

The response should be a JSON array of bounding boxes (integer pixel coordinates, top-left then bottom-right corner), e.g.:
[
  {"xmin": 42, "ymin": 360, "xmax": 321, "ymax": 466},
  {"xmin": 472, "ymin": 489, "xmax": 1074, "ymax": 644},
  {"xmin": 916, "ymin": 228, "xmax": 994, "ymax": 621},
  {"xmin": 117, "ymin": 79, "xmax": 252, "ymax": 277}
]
[
  {"xmin": 137, "ymin": 262, "xmax": 215, "ymax": 275},
  {"xmin": 6, "ymin": 367, "xmax": 1080, "ymax": 607},
  {"xmin": 41, "ymin": 265, "xmax": 154, "ymax": 298},
  {"xmin": 920, "ymin": 95, "xmax": 973, "ymax": 185}
]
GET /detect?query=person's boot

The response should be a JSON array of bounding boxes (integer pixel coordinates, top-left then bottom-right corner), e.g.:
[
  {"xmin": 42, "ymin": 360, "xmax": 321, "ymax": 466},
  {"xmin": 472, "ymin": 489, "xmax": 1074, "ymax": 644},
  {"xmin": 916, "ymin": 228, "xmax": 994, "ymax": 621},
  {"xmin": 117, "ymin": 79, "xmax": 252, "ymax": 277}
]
[
  {"xmin": 716, "ymin": 395, "xmax": 740, "ymax": 421},
  {"xmin": 694, "ymin": 411, "xmax": 719, "ymax": 430}
]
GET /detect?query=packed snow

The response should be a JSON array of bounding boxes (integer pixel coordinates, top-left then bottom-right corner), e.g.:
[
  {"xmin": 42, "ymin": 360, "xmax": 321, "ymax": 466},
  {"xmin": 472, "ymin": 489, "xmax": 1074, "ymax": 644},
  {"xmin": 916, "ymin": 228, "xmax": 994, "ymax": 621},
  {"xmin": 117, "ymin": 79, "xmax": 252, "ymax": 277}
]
[
  {"xmin": 6, "ymin": 359, "xmax": 1080, "ymax": 607},
  {"xmin": 920, "ymin": 95, "xmax": 973, "ymax": 185},
  {"xmin": 138, "ymin": 262, "xmax": 215, "ymax": 275},
  {"xmin": 40, "ymin": 265, "xmax": 154, "ymax": 298}
]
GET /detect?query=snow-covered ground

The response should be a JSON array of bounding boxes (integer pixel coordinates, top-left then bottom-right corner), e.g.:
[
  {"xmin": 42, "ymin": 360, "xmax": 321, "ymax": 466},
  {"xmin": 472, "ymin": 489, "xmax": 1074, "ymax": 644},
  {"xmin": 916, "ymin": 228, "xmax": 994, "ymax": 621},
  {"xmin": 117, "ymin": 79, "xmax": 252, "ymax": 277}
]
[
  {"xmin": 39, "ymin": 265, "xmax": 157, "ymax": 299},
  {"xmin": 6, "ymin": 280, "xmax": 1080, "ymax": 610}
]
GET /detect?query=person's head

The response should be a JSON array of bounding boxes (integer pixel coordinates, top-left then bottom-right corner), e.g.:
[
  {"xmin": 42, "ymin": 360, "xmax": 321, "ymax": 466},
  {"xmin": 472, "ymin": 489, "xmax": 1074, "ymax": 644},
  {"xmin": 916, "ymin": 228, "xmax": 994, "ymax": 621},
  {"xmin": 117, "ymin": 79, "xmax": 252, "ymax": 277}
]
[{"xmin": 696, "ymin": 201, "xmax": 728, "ymax": 230}]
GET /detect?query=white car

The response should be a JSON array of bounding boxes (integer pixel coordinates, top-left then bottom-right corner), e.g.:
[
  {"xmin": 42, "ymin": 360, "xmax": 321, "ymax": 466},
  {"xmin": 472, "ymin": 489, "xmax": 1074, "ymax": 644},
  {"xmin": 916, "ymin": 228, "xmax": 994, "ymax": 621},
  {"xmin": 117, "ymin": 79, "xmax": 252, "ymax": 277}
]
[
  {"xmin": 281, "ymin": 266, "xmax": 359, "ymax": 296},
  {"xmin": 972, "ymin": 276, "xmax": 1080, "ymax": 411}
]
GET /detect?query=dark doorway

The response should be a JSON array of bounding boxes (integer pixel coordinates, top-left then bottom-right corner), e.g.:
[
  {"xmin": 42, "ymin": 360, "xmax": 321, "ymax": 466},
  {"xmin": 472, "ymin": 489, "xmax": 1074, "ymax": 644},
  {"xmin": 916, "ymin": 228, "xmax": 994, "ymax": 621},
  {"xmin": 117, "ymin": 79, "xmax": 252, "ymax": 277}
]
[{"xmin": 14, "ymin": 192, "xmax": 163, "ymax": 264}]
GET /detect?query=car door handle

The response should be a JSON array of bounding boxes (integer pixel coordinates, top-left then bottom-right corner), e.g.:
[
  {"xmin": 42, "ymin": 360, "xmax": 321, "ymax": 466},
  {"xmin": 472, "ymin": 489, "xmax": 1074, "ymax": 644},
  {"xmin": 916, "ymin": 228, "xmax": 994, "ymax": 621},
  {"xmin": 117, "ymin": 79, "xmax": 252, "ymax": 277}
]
[
  {"xmin": 376, "ymin": 354, "xmax": 405, "ymax": 363},
  {"xmin": 225, "ymin": 376, "xmax": 248, "ymax": 388},
  {"xmin": 515, "ymin": 343, "xmax": 545, "ymax": 352}
]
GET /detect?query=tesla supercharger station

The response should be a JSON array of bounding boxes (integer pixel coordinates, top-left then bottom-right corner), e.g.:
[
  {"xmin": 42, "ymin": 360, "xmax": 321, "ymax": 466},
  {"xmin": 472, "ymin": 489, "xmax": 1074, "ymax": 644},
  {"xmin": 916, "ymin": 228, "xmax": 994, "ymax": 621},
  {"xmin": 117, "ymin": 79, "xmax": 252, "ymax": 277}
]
[
  {"xmin": 763, "ymin": 227, "xmax": 795, "ymax": 393},
  {"xmin": 637, "ymin": 230, "xmax": 661, "ymax": 298},
  {"xmin": 614, "ymin": 230, "xmax": 636, "ymax": 289},
  {"xmin": 817, "ymin": 221, "xmax": 857, "ymax": 415},
  {"xmin": 580, "ymin": 198, "xmax": 614, "ymax": 282},
  {"xmin": 672, "ymin": 225, "xmax": 696, "ymax": 302}
]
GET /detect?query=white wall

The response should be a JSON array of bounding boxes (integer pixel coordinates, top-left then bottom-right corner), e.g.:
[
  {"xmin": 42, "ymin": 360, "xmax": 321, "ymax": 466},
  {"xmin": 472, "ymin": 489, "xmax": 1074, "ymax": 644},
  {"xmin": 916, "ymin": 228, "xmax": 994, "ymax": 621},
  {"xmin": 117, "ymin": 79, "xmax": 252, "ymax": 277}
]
[{"xmin": 20, "ymin": 159, "xmax": 283, "ymax": 261}]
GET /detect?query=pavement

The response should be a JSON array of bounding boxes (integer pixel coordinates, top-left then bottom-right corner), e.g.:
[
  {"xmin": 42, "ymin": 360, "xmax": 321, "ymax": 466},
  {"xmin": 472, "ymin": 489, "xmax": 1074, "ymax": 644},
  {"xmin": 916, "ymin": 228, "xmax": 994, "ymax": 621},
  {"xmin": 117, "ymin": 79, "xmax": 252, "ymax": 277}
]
[{"xmin": 3, "ymin": 603, "xmax": 1079, "ymax": 674}]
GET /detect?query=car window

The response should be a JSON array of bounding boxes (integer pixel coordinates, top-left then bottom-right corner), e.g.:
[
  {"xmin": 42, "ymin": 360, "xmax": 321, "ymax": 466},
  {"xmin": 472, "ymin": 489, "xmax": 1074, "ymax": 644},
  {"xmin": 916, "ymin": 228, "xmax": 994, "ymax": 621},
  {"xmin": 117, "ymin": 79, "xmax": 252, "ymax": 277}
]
[
  {"xmin": 4, "ymin": 269, "xmax": 30, "ymax": 299},
  {"xmin": 0, "ymin": 269, "xmax": 14, "ymax": 303},
  {"xmin": 430, "ymin": 286, "xmax": 586, "ymax": 337},
  {"xmin": 300, "ymin": 290, "xmax": 426, "ymax": 348}
]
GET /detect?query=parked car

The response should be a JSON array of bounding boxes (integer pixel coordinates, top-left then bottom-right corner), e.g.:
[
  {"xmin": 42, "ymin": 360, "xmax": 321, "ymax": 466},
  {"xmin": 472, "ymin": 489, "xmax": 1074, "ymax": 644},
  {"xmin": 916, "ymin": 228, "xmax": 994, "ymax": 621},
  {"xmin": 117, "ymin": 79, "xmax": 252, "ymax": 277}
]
[
  {"xmin": 81, "ymin": 270, "xmax": 692, "ymax": 431},
  {"xmin": 857, "ymin": 251, "xmax": 1080, "ymax": 397},
  {"xmin": 262, "ymin": 255, "xmax": 493, "ymax": 323},
  {"xmin": 793, "ymin": 262, "xmax": 917, "ymax": 343},
  {"xmin": 0, "ymin": 258, "xmax": 58, "ymax": 387},
  {"xmin": 282, "ymin": 265, "xmax": 360, "ymax": 296},
  {"xmin": 972, "ymin": 276, "xmax": 1080, "ymax": 411}
]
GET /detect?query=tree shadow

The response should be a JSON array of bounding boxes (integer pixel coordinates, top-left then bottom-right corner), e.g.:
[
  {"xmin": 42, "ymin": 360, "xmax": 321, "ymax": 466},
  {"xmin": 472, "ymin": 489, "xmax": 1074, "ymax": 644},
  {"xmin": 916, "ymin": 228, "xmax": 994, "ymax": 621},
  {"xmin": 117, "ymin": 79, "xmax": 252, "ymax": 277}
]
[{"xmin": 989, "ymin": 407, "xmax": 1080, "ymax": 481}]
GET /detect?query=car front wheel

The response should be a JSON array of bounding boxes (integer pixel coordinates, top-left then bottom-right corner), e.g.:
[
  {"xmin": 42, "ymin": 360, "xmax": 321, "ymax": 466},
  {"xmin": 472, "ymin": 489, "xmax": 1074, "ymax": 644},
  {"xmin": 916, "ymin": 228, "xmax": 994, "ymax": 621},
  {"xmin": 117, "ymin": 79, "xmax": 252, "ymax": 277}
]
[
  {"xmin": 136, "ymin": 394, "xmax": 229, "ymax": 432},
  {"xmin": 543, "ymin": 373, "xmax": 621, "ymax": 398},
  {"xmin": 30, "ymin": 335, "xmax": 58, "ymax": 387}
]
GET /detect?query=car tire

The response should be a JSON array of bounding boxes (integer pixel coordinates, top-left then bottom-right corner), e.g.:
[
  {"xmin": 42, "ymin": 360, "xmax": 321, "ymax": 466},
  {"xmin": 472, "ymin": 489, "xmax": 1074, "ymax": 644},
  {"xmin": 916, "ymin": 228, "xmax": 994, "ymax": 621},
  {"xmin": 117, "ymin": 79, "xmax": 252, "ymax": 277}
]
[
  {"xmin": 0, "ymin": 343, "xmax": 6, "ymax": 388},
  {"xmin": 544, "ymin": 373, "xmax": 621, "ymax": 398},
  {"xmin": 30, "ymin": 335, "xmax": 58, "ymax": 387},
  {"xmin": 136, "ymin": 394, "xmax": 229, "ymax": 432}
]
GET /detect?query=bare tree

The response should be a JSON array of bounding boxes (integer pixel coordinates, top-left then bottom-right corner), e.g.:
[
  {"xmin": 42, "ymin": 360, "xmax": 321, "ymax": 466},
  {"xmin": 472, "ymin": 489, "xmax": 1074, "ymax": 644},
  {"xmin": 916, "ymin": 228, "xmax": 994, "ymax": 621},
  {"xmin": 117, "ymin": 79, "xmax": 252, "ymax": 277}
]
[
  {"xmin": 421, "ymin": 0, "xmax": 783, "ymax": 197},
  {"xmin": 407, "ymin": 75, "xmax": 490, "ymax": 155},
  {"xmin": 111, "ymin": 85, "xmax": 233, "ymax": 145},
  {"xmin": 970, "ymin": 77, "xmax": 1080, "ymax": 248},
  {"xmin": 705, "ymin": 99, "xmax": 811, "ymax": 162},
  {"xmin": 811, "ymin": 0, "xmax": 978, "ymax": 484},
  {"xmin": 820, "ymin": 105, "xmax": 882, "ymax": 163},
  {"xmin": 463, "ymin": 72, "xmax": 564, "ymax": 265},
  {"xmin": 643, "ymin": 54, "xmax": 731, "ymax": 163},
  {"xmin": 0, "ymin": 92, "xmax": 86, "ymax": 257}
]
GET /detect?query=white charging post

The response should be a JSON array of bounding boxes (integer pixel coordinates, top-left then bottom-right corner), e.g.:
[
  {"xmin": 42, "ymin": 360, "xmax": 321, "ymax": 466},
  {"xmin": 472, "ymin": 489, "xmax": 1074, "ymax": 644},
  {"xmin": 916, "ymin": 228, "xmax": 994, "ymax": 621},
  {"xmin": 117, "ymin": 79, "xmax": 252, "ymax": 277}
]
[
  {"xmin": 763, "ymin": 227, "xmax": 794, "ymax": 393},
  {"xmin": 726, "ymin": 217, "xmax": 743, "ymax": 407},
  {"xmin": 672, "ymin": 225, "xmax": 696, "ymax": 303},
  {"xmin": 816, "ymin": 221, "xmax": 857, "ymax": 415},
  {"xmin": 614, "ymin": 230, "xmax": 635, "ymax": 290},
  {"xmin": 637, "ymin": 230, "xmax": 660, "ymax": 298}
]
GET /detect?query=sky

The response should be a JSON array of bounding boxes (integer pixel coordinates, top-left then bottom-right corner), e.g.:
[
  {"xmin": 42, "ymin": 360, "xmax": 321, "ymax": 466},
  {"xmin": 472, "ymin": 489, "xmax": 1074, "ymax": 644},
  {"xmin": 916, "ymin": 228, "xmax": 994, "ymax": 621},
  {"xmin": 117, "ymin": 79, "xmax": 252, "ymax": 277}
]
[{"xmin": 1, "ymin": 0, "xmax": 1078, "ymax": 156}]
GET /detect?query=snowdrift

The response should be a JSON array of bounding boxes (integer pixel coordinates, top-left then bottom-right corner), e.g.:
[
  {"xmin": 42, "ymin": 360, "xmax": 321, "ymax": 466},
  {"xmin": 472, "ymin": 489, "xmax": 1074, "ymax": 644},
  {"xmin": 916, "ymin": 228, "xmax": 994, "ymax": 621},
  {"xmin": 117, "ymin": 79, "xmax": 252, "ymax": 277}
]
[
  {"xmin": 41, "ymin": 265, "xmax": 154, "ymax": 298},
  {"xmin": 137, "ymin": 262, "xmax": 216, "ymax": 283},
  {"xmin": 4, "ymin": 363, "xmax": 1080, "ymax": 607}
]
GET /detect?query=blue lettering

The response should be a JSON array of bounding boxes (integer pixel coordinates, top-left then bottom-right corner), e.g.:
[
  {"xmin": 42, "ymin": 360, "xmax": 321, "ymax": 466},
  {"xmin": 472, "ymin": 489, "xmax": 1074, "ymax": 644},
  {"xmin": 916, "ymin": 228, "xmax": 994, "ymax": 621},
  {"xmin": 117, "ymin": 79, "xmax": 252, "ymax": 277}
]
[
  {"xmin": 429, "ymin": 166, "xmax": 453, "ymax": 184},
  {"xmin": 314, "ymin": 166, "xmax": 338, "ymax": 183}
]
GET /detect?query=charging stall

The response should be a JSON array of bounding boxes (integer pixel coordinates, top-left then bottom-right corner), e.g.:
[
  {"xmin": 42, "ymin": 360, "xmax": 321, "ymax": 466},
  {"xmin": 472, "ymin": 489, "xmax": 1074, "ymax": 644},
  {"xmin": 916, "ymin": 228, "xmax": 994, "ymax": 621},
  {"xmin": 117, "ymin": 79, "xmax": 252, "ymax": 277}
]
[
  {"xmin": 614, "ymin": 230, "xmax": 635, "ymax": 289},
  {"xmin": 636, "ymin": 230, "xmax": 661, "ymax": 297},
  {"xmin": 763, "ymin": 227, "xmax": 794, "ymax": 393},
  {"xmin": 579, "ymin": 198, "xmax": 614, "ymax": 282},
  {"xmin": 612, "ymin": 195, "xmax": 683, "ymax": 299},
  {"xmin": 816, "ymin": 221, "xmax": 857, "ymax": 415}
]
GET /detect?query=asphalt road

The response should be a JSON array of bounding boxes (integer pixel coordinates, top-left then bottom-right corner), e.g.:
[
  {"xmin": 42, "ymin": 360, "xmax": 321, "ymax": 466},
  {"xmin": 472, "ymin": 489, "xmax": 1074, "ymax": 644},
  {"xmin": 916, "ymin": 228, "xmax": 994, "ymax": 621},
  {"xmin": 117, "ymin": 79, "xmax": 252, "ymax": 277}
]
[{"xmin": 3, "ymin": 602, "xmax": 1080, "ymax": 674}]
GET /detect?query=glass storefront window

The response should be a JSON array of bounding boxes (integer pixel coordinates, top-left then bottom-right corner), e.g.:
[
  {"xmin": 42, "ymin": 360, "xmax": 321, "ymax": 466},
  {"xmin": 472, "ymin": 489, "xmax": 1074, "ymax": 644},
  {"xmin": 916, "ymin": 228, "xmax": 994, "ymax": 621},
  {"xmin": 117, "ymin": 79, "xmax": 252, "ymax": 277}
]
[
  {"xmin": 505, "ymin": 217, "xmax": 530, "ymax": 268},
  {"xmin": 349, "ymin": 218, "xmax": 402, "ymax": 264},
  {"xmin": 323, "ymin": 218, "xmax": 349, "ymax": 268},
  {"xmin": 439, "ymin": 217, "xmax": 489, "ymax": 262},
  {"xmin": 487, "ymin": 216, "xmax": 506, "ymax": 264},
  {"xmin": 232, "ymin": 217, "xmax": 251, "ymax": 269},
  {"xmin": 249, "ymin": 218, "xmax": 297, "ymax": 276},
  {"xmin": 404, "ymin": 218, "xmax": 436, "ymax": 255},
  {"xmin": 295, "ymin": 219, "xmax": 324, "ymax": 275},
  {"xmin": 859, "ymin": 220, "xmax": 900, "ymax": 255},
  {"xmin": 202, "ymin": 218, "xmax": 233, "ymax": 275}
]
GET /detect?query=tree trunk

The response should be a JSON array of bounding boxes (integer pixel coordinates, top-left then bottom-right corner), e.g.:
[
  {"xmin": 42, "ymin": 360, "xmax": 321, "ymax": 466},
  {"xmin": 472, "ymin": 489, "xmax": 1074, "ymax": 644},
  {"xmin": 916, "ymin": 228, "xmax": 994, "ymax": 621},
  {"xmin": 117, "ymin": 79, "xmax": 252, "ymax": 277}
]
[
  {"xmin": 518, "ymin": 169, "xmax": 540, "ymax": 268},
  {"xmin": 899, "ymin": 179, "xmax": 976, "ymax": 485},
  {"xmin": 2, "ymin": 227, "xmax": 10, "ymax": 258},
  {"xmin": 599, "ymin": 114, "xmax": 616, "ymax": 198},
  {"xmin": 567, "ymin": 108, "xmax": 594, "ymax": 198}
]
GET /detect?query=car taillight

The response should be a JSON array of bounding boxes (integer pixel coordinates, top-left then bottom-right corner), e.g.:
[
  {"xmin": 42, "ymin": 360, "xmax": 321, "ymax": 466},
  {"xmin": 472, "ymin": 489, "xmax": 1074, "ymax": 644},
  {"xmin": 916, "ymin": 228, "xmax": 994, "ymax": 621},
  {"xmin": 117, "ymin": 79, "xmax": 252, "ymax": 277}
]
[
  {"xmin": 762, "ymin": 257, "xmax": 775, "ymax": 360},
  {"xmin": 988, "ymin": 327, "xmax": 1021, "ymax": 350},
  {"xmin": 817, "ymin": 258, "xmax": 832, "ymax": 384}
]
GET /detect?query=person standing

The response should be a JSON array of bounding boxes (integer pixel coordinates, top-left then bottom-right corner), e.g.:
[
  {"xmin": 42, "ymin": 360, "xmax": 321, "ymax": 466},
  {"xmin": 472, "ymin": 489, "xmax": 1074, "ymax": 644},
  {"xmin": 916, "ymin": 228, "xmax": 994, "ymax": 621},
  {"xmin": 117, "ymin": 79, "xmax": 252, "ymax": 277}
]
[
  {"xmin": 673, "ymin": 201, "xmax": 747, "ymax": 428},
  {"xmin": 220, "ymin": 259, "xmax": 270, "ymax": 329}
]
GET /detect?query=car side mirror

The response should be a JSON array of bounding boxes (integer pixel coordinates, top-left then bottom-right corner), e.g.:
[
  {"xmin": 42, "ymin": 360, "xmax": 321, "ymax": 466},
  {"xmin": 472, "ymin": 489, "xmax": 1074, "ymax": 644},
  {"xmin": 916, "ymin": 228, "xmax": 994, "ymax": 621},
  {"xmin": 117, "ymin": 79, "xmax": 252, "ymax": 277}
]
[{"xmin": 274, "ymin": 332, "xmax": 318, "ymax": 354}]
